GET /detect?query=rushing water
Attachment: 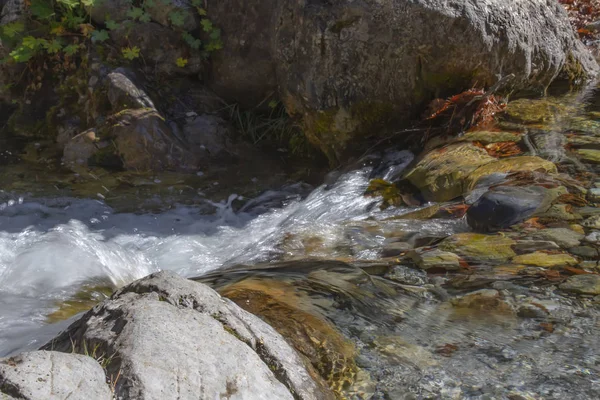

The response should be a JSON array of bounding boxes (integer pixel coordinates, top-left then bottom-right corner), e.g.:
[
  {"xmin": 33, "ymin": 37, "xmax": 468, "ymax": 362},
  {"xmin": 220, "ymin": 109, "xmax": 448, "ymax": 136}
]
[{"xmin": 0, "ymin": 149, "xmax": 447, "ymax": 356}]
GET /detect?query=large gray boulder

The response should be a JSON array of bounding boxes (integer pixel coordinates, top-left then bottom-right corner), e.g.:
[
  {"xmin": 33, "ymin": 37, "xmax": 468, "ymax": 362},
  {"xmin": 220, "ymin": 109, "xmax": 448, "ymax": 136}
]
[
  {"xmin": 43, "ymin": 271, "xmax": 330, "ymax": 400},
  {"xmin": 210, "ymin": 0, "xmax": 598, "ymax": 162},
  {"xmin": 0, "ymin": 351, "xmax": 112, "ymax": 400}
]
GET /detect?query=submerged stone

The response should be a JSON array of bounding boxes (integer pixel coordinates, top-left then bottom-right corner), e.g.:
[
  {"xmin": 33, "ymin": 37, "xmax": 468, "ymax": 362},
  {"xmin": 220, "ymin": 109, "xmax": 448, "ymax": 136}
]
[
  {"xmin": 577, "ymin": 149, "xmax": 600, "ymax": 164},
  {"xmin": 512, "ymin": 252, "xmax": 579, "ymax": 268},
  {"xmin": 560, "ymin": 274, "xmax": 600, "ymax": 295},
  {"xmin": 439, "ymin": 233, "xmax": 516, "ymax": 263},
  {"xmin": 466, "ymin": 186, "xmax": 550, "ymax": 232},
  {"xmin": 220, "ymin": 278, "xmax": 356, "ymax": 397},
  {"xmin": 408, "ymin": 249, "xmax": 462, "ymax": 270},
  {"xmin": 451, "ymin": 289, "xmax": 514, "ymax": 315},
  {"xmin": 532, "ymin": 228, "xmax": 584, "ymax": 248},
  {"xmin": 466, "ymin": 156, "xmax": 557, "ymax": 190}
]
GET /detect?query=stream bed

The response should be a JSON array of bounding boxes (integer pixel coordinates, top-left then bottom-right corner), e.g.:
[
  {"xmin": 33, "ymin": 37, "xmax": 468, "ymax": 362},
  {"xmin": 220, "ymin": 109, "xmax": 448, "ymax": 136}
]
[{"xmin": 1, "ymin": 92, "xmax": 600, "ymax": 399}]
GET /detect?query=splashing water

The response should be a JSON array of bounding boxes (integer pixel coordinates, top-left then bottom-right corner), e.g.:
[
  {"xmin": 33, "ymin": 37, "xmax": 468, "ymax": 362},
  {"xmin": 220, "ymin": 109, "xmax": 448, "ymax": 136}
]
[{"xmin": 0, "ymin": 150, "xmax": 454, "ymax": 356}]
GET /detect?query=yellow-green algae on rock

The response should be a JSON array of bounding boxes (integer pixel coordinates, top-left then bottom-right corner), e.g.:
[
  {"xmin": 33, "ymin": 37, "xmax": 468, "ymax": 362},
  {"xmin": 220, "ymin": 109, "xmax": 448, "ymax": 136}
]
[
  {"xmin": 405, "ymin": 143, "xmax": 495, "ymax": 202},
  {"xmin": 511, "ymin": 252, "xmax": 579, "ymax": 268},
  {"xmin": 466, "ymin": 156, "xmax": 557, "ymax": 190},
  {"xmin": 439, "ymin": 233, "xmax": 516, "ymax": 263}
]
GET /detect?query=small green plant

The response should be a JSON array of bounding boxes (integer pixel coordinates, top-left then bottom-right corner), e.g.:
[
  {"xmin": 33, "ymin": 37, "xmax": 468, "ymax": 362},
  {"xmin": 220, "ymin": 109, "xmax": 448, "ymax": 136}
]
[{"xmin": 122, "ymin": 46, "xmax": 141, "ymax": 60}]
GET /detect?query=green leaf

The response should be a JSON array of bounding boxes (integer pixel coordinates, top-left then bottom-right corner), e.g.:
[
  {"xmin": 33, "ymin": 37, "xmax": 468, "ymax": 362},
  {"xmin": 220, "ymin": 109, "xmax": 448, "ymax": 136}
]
[
  {"xmin": 196, "ymin": 7, "xmax": 207, "ymax": 16},
  {"xmin": 22, "ymin": 36, "xmax": 43, "ymax": 49},
  {"xmin": 168, "ymin": 10, "xmax": 186, "ymax": 27},
  {"xmin": 105, "ymin": 19, "xmax": 119, "ymax": 30},
  {"xmin": 127, "ymin": 7, "xmax": 144, "ymax": 20},
  {"xmin": 139, "ymin": 13, "xmax": 151, "ymax": 23},
  {"xmin": 81, "ymin": 0, "xmax": 96, "ymax": 6},
  {"xmin": 182, "ymin": 32, "xmax": 201, "ymax": 50},
  {"xmin": 57, "ymin": 0, "xmax": 80, "ymax": 9},
  {"xmin": 209, "ymin": 28, "xmax": 220, "ymax": 40},
  {"xmin": 31, "ymin": 0, "xmax": 55, "ymax": 19},
  {"xmin": 9, "ymin": 46, "xmax": 36, "ymax": 63},
  {"xmin": 2, "ymin": 21, "xmax": 25, "ymax": 38},
  {"xmin": 91, "ymin": 29, "xmax": 110, "ymax": 42},
  {"xmin": 63, "ymin": 44, "xmax": 80, "ymax": 56},
  {"xmin": 176, "ymin": 57, "xmax": 188, "ymax": 67},
  {"xmin": 122, "ymin": 46, "xmax": 141, "ymax": 60},
  {"xmin": 191, "ymin": 0, "xmax": 202, "ymax": 6},
  {"xmin": 200, "ymin": 19, "xmax": 213, "ymax": 32},
  {"xmin": 144, "ymin": 0, "xmax": 155, "ymax": 7},
  {"xmin": 44, "ymin": 39, "xmax": 63, "ymax": 54}
]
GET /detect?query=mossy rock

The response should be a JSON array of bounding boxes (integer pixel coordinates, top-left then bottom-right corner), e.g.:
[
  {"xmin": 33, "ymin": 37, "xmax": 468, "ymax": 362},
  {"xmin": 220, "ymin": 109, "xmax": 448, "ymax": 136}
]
[
  {"xmin": 220, "ymin": 278, "xmax": 356, "ymax": 398},
  {"xmin": 364, "ymin": 179, "xmax": 404, "ymax": 209},
  {"xmin": 46, "ymin": 284, "xmax": 115, "ymax": 323},
  {"xmin": 511, "ymin": 252, "xmax": 578, "ymax": 268},
  {"xmin": 439, "ymin": 233, "xmax": 516, "ymax": 263},
  {"xmin": 466, "ymin": 156, "xmax": 557, "ymax": 190},
  {"xmin": 576, "ymin": 149, "xmax": 600, "ymax": 164},
  {"xmin": 405, "ymin": 143, "xmax": 495, "ymax": 202}
]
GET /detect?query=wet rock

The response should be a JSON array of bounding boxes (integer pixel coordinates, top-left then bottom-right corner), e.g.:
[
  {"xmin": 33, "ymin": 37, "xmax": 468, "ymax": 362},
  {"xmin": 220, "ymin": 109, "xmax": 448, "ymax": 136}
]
[
  {"xmin": 466, "ymin": 186, "xmax": 551, "ymax": 232},
  {"xmin": 560, "ymin": 274, "xmax": 600, "ymax": 295},
  {"xmin": 64, "ymin": 109, "xmax": 199, "ymax": 172},
  {"xmin": 405, "ymin": 143, "xmax": 495, "ymax": 202},
  {"xmin": 512, "ymin": 240, "xmax": 561, "ymax": 254},
  {"xmin": 466, "ymin": 156, "xmax": 557, "ymax": 190},
  {"xmin": 0, "ymin": 351, "xmax": 112, "ymax": 400},
  {"xmin": 585, "ymin": 231, "xmax": 600, "ymax": 244},
  {"xmin": 512, "ymin": 252, "xmax": 579, "ymax": 268},
  {"xmin": 439, "ymin": 233, "xmax": 516, "ymax": 263},
  {"xmin": 536, "ymin": 204, "xmax": 583, "ymax": 222},
  {"xmin": 384, "ymin": 265, "xmax": 428, "ymax": 286},
  {"xmin": 45, "ymin": 272, "xmax": 325, "ymax": 400},
  {"xmin": 588, "ymin": 188, "xmax": 600, "ymax": 203},
  {"xmin": 577, "ymin": 149, "xmax": 600, "ymax": 164},
  {"xmin": 181, "ymin": 114, "xmax": 259, "ymax": 164},
  {"xmin": 569, "ymin": 246, "xmax": 599, "ymax": 259},
  {"xmin": 532, "ymin": 228, "xmax": 584, "ymax": 248},
  {"xmin": 582, "ymin": 215, "xmax": 600, "ymax": 229},
  {"xmin": 220, "ymin": 278, "xmax": 353, "ymax": 398},
  {"xmin": 451, "ymin": 289, "xmax": 513, "ymax": 314},
  {"xmin": 372, "ymin": 336, "xmax": 438, "ymax": 368},
  {"xmin": 517, "ymin": 303, "xmax": 550, "ymax": 319},
  {"xmin": 106, "ymin": 69, "xmax": 155, "ymax": 113},
  {"xmin": 380, "ymin": 242, "xmax": 413, "ymax": 258},
  {"xmin": 408, "ymin": 249, "xmax": 461, "ymax": 271},
  {"xmin": 62, "ymin": 130, "xmax": 102, "ymax": 169}
]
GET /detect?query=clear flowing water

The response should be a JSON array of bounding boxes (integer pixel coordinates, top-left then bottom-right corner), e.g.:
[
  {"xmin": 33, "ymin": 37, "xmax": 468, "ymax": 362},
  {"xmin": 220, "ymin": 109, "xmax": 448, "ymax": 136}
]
[{"xmin": 0, "ymin": 150, "xmax": 452, "ymax": 356}]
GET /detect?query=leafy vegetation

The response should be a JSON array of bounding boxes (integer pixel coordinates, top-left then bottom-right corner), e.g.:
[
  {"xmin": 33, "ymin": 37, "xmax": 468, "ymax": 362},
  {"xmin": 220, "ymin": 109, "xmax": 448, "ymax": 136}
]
[{"xmin": 0, "ymin": 0, "xmax": 222, "ymax": 70}]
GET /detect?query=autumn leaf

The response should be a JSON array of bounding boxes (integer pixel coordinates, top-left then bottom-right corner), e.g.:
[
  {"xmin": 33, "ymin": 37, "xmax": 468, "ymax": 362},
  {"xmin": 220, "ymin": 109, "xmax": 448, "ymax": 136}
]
[{"xmin": 79, "ymin": 23, "xmax": 95, "ymax": 37}]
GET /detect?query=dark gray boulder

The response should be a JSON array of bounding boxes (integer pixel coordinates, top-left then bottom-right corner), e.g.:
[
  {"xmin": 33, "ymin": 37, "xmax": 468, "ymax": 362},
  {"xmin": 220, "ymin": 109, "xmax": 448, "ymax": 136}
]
[
  {"xmin": 43, "ymin": 271, "xmax": 330, "ymax": 400},
  {"xmin": 0, "ymin": 351, "xmax": 112, "ymax": 400},
  {"xmin": 210, "ymin": 0, "xmax": 598, "ymax": 161},
  {"xmin": 467, "ymin": 186, "xmax": 552, "ymax": 232}
]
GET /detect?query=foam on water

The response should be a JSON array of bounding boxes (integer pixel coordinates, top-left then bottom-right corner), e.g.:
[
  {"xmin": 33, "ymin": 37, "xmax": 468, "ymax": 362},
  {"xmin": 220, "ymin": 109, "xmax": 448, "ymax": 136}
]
[{"xmin": 0, "ymin": 166, "xmax": 387, "ymax": 355}]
